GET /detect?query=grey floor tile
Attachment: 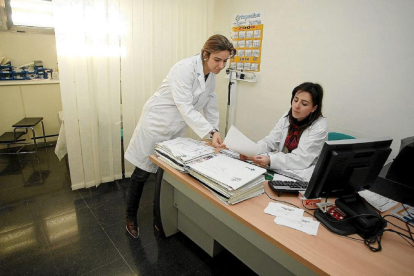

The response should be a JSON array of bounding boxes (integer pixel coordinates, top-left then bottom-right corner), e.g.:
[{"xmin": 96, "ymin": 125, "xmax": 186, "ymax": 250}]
[
  {"xmin": 0, "ymin": 221, "xmax": 49, "ymax": 265},
  {"xmin": 0, "ymin": 145, "xmax": 257, "ymax": 276},
  {"xmin": 0, "ymin": 249, "xmax": 59, "ymax": 276},
  {"xmin": 50, "ymin": 227, "xmax": 122, "ymax": 275},
  {"xmin": 83, "ymin": 257, "xmax": 134, "ymax": 276},
  {"xmin": 42, "ymin": 208, "xmax": 101, "ymax": 247}
]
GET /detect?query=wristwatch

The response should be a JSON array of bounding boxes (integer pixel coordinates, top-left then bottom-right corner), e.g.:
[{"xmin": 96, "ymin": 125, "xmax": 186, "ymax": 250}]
[{"xmin": 209, "ymin": 129, "xmax": 219, "ymax": 138}]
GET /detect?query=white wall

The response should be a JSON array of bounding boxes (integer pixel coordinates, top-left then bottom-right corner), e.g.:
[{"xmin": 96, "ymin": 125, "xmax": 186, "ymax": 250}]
[
  {"xmin": 214, "ymin": 0, "xmax": 414, "ymax": 160},
  {"xmin": 0, "ymin": 32, "xmax": 61, "ymax": 146},
  {"xmin": 0, "ymin": 32, "xmax": 58, "ymax": 69}
]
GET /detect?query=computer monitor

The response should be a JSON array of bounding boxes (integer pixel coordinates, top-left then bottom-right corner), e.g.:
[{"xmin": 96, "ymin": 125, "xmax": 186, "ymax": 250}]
[
  {"xmin": 304, "ymin": 137, "xmax": 393, "ymax": 238},
  {"xmin": 370, "ymin": 140, "xmax": 414, "ymax": 207}
]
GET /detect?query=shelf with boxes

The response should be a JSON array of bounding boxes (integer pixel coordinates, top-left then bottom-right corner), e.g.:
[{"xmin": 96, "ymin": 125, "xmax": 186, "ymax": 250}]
[{"xmin": 0, "ymin": 60, "xmax": 53, "ymax": 81}]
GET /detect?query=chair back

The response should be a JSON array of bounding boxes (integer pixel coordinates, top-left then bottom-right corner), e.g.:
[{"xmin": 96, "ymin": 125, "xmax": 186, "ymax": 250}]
[
  {"xmin": 386, "ymin": 139, "xmax": 414, "ymax": 186},
  {"xmin": 328, "ymin": 132, "xmax": 355, "ymax": 141}
]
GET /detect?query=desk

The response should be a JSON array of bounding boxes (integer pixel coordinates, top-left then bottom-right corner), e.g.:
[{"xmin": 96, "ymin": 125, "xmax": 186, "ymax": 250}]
[{"xmin": 150, "ymin": 155, "xmax": 414, "ymax": 276}]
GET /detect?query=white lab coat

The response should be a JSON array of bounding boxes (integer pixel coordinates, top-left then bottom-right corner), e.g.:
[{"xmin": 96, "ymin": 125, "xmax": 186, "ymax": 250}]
[
  {"xmin": 257, "ymin": 111, "xmax": 328, "ymax": 170},
  {"xmin": 125, "ymin": 55, "xmax": 220, "ymax": 173}
]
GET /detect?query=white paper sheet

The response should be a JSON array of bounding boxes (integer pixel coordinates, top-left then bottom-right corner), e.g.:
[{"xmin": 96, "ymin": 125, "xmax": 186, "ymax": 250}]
[
  {"xmin": 358, "ymin": 189, "xmax": 399, "ymax": 212},
  {"xmin": 157, "ymin": 137, "xmax": 214, "ymax": 162},
  {"xmin": 223, "ymin": 125, "xmax": 262, "ymax": 157},
  {"xmin": 264, "ymin": 202, "xmax": 304, "ymax": 222},
  {"xmin": 274, "ymin": 216, "xmax": 320, "ymax": 236},
  {"xmin": 188, "ymin": 154, "xmax": 266, "ymax": 190}
]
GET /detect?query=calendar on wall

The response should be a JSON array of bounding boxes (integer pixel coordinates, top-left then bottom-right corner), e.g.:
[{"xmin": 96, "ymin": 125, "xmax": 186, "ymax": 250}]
[
  {"xmin": 230, "ymin": 12, "xmax": 264, "ymax": 72},
  {"xmin": 230, "ymin": 24, "xmax": 263, "ymax": 72}
]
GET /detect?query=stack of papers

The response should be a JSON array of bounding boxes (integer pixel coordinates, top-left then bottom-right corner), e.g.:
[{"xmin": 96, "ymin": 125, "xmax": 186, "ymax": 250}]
[
  {"xmin": 154, "ymin": 137, "xmax": 215, "ymax": 172},
  {"xmin": 155, "ymin": 137, "xmax": 266, "ymax": 205},
  {"xmin": 187, "ymin": 154, "xmax": 266, "ymax": 205},
  {"xmin": 219, "ymin": 148, "xmax": 241, "ymax": 160},
  {"xmin": 264, "ymin": 202, "xmax": 320, "ymax": 235}
]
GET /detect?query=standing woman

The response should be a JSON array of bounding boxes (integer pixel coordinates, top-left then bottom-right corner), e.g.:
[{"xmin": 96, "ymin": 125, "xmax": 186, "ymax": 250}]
[
  {"xmin": 248, "ymin": 82, "xmax": 328, "ymax": 170},
  {"xmin": 124, "ymin": 35, "xmax": 236, "ymax": 238}
]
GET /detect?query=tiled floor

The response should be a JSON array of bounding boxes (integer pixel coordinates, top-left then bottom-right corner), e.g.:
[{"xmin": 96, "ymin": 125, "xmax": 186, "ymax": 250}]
[{"xmin": 0, "ymin": 145, "xmax": 257, "ymax": 275}]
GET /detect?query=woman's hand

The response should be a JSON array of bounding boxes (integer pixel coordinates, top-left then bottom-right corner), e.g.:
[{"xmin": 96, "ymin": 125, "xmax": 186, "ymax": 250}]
[
  {"xmin": 239, "ymin": 154, "xmax": 248, "ymax": 161},
  {"xmin": 249, "ymin": 155, "xmax": 270, "ymax": 167},
  {"xmin": 212, "ymin": 132, "xmax": 226, "ymax": 148}
]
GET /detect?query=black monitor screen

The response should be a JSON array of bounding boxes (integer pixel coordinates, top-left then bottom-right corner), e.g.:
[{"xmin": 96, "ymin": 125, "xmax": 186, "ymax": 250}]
[
  {"xmin": 304, "ymin": 137, "xmax": 393, "ymax": 238},
  {"xmin": 305, "ymin": 137, "xmax": 392, "ymax": 199}
]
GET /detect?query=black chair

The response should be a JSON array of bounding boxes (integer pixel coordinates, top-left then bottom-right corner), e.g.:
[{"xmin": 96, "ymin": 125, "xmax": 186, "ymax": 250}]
[
  {"xmin": 372, "ymin": 139, "xmax": 414, "ymax": 206},
  {"xmin": 386, "ymin": 140, "xmax": 414, "ymax": 186}
]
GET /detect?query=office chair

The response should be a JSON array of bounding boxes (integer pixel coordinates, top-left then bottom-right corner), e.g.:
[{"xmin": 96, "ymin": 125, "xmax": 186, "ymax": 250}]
[
  {"xmin": 386, "ymin": 139, "xmax": 414, "ymax": 186},
  {"xmin": 328, "ymin": 132, "xmax": 355, "ymax": 141}
]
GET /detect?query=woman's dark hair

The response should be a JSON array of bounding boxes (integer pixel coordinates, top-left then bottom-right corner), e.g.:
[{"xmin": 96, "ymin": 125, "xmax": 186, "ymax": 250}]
[
  {"xmin": 287, "ymin": 82, "xmax": 324, "ymax": 135},
  {"xmin": 201, "ymin": 34, "xmax": 236, "ymax": 60}
]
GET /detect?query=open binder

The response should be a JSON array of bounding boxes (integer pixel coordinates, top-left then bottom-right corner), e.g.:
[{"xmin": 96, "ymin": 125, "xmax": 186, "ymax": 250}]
[{"xmin": 155, "ymin": 137, "xmax": 266, "ymax": 205}]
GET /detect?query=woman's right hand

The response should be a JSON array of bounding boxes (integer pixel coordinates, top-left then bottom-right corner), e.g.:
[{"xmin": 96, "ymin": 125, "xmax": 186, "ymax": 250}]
[
  {"xmin": 248, "ymin": 155, "xmax": 270, "ymax": 167},
  {"xmin": 212, "ymin": 132, "xmax": 226, "ymax": 148},
  {"xmin": 240, "ymin": 154, "xmax": 248, "ymax": 161}
]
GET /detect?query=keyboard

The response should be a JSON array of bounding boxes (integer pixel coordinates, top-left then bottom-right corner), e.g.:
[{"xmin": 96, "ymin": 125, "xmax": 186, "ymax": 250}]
[{"xmin": 268, "ymin": 180, "xmax": 309, "ymax": 193}]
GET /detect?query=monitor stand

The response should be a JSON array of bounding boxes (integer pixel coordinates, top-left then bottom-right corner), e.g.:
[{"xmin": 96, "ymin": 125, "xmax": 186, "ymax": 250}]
[
  {"xmin": 314, "ymin": 209, "xmax": 358, "ymax": 236},
  {"xmin": 315, "ymin": 194, "xmax": 387, "ymax": 238}
]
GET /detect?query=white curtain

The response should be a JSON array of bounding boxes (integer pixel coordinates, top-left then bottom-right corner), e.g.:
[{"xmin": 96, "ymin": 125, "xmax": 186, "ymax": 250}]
[
  {"xmin": 120, "ymin": 0, "xmax": 215, "ymax": 177},
  {"xmin": 54, "ymin": 0, "xmax": 123, "ymax": 189},
  {"xmin": 54, "ymin": 0, "xmax": 215, "ymax": 188}
]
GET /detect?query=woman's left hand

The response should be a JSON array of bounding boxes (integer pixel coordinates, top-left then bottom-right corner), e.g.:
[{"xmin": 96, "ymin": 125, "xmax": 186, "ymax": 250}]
[
  {"xmin": 249, "ymin": 155, "xmax": 270, "ymax": 167},
  {"xmin": 212, "ymin": 132, "xmax": 226, "ymax": 148}
]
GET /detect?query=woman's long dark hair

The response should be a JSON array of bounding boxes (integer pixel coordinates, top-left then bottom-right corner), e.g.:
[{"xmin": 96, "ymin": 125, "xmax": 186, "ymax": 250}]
[{"xmin": 287, "ymin": 82, "xmax": 324, "ymax": 136}]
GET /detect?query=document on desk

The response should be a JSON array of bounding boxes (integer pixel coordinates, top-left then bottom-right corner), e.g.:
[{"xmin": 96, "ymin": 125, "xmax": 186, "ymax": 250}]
[
  {"xmin": 274, "ymin": 216, "xmax": 320, "ymax": 236},
  {"xmin": 157, "ymin": 137, "xmax": 214, "ymax": 162},
  {"xmin": 358, "ymin": 189, "xmax": 399, "ymax": 212},
  {"xmin": 264, "ymin": 202, "xmax": 304, "ymax": 222},
  {"xmin": 223, "ymin": 125, "xmax": 262, "ymax": 157},
  {"xmin": 391, "ymin": 205, "xmax": 414, "ymax": 223},
  {"xmin": 188, "ymin": 154, "xmax": 266, "ymax": 190}
]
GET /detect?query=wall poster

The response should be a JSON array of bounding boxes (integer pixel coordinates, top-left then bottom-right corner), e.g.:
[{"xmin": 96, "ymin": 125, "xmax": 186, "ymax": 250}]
[{"xmin": 230, "ymin": 12, "xmax": 264, "ymax": 72}]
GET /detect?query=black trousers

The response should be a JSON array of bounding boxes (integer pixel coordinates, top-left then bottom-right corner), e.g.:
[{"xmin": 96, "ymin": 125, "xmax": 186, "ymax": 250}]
[{"xmin": 126, "ymin": 166, "xmax": 151, "ymax": 223}]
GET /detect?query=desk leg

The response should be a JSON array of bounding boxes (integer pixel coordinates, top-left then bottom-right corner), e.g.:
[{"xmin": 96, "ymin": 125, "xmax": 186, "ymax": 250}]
[{"xmin": 154, "ymin": 169, "xmax": 178, "ymax": 238}]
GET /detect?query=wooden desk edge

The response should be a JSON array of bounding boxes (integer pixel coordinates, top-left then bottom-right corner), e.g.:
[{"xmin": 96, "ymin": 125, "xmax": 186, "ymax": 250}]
[{"xmin": 150, "ymin": 155, "xmax": 327, "ymax": 275}]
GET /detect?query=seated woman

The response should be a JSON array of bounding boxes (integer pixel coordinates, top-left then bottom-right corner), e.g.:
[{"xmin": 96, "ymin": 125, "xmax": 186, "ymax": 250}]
[{"xmin": 248, "ymin": 82, "xmax": 328, "ymax": 170}]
